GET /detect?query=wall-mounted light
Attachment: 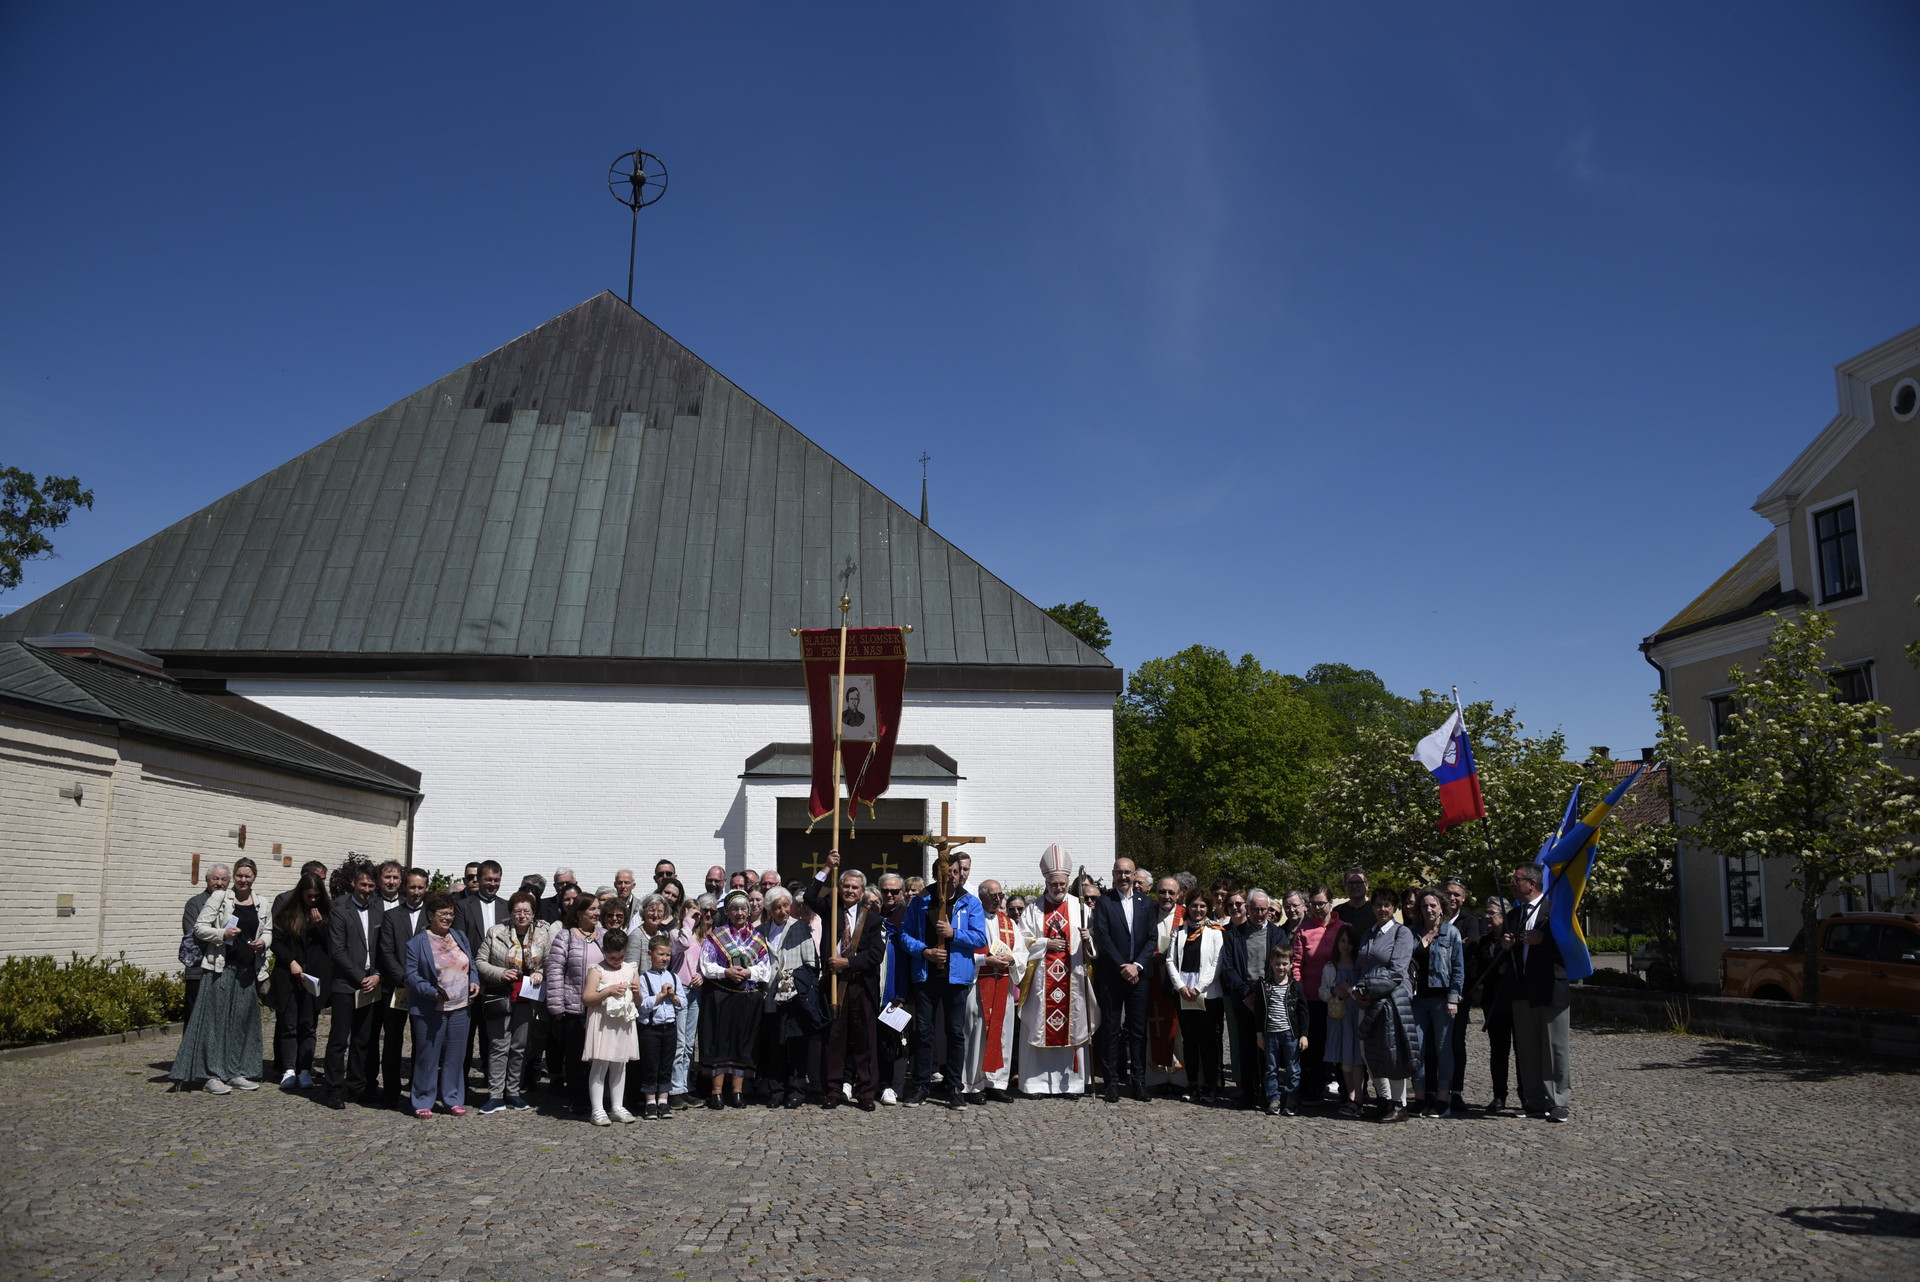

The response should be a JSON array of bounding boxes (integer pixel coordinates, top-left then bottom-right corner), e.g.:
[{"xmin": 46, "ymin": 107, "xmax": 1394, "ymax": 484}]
[
  {"xmin": 59, "ymin": 783, "xmax": 84, "ymax": 801},
  {"xmin": 227, "ymin": 825, "xmax": 247, "ymax": 847},
  {"xmin": 56, "ymin": 894, "xmax": 74, "ymax": 918}
]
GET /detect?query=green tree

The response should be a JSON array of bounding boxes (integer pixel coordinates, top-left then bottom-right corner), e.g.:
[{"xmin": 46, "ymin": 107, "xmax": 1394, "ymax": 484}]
[
  {"xmin": 1659, "ymin": 610, "xmax": 1920, "ymax": 1006},
  {"xmin": 1116, "ymin": 645, "xmax": 1337, "ymax": 859},
  {"xmin": 1289, "ymin": 662, "xmax": 1418, "ymax": 748},
  {"xmin": 1308, "ymin": 691, "xmax": 1613, "ymax": 901},
  {"xmin": 0, "ymin": 467, "xmax": 94, "ymax": 593},
  {"xmin": 1045, "ymin": 600, "xmax": 1111, "ymax": 652}
]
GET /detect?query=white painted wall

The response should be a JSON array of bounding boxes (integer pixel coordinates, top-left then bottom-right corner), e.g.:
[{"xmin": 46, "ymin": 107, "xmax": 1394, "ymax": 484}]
[{"xmin": 230, "ymin": 682, "xmax": 1115, "ymax": 896}]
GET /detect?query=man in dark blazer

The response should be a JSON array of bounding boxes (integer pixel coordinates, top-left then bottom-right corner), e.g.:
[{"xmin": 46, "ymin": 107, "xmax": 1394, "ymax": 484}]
[
  {"xmin": 804, "ymin": 851, "xmax": 889, "ymax": 1111},
  {"xmin": 325, "ymin": 864, "xmax": 384, "ymax": 1109},
  {"xmin": 373, "ymin": 867, "xmax": 431, "ymax": 1108},
  {"xmin": 456, "ymin": 860, "xmax": 511, "ymax": 1080},
  {"xmin": 1090, "ymin": 857, "xmax": 1159, "ymax": 1103},
  {"xmin": 1220, "ymin": 889, "xmax": 1293, "ymax": 1108},
  {"xmin": 1504, "ymin": 864, "xmax": 1572, "ymax": 1122}
]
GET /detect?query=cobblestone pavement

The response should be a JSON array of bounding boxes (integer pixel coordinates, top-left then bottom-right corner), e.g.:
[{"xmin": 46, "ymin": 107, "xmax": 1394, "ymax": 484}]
[{"xmin": 3, "ymin": 1025, "xmax": 1917, "ymax": 1281}]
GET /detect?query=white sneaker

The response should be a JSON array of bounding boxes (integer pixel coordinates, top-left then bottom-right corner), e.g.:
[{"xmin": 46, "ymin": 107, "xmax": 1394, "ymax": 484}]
[
  {"xmin": 297, "ymin": 1071, "xmax": 313, "ymax": 1088},
  {"xmin": 880, "ymin": 1087, "xmax": 898, "ymax": 1106},
  {"xmin": 204, "ymin": 1078, "xmax": 231, "ymax": 1095},
  {"xmin": 229, "ymin": 1077, "xmax": 260, "ymax": 1091},
  {"xmin": 590, "ymin": 1111, "xmax": 612, "ymax": 1127},
  {"xmin": 610, "ymin": 1108, "xmax": 636, "ymax": 1124},
  {"xmin": 842, "ymin": 1081, "xmax": 854, "ymax": 1101},
  {"xmin": 280, "ymin": 1070, "xmax": 297, "ymax": 1087}
]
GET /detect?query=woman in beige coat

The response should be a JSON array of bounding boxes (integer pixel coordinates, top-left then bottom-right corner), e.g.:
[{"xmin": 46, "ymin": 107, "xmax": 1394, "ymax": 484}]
[{"xmin": 474, "ymin": 890, "xmax": 555, "ymax": 1111}]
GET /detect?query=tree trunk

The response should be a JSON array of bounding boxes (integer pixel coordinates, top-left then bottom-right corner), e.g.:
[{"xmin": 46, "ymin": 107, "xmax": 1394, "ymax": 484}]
[{"xmin": 1801, "ymin": 885, "xmax": 1822, "ymax": 1007}]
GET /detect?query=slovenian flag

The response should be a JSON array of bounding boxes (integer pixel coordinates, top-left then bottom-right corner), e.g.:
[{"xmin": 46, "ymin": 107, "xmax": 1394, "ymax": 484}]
[{"xmin": 1411, "ymin": 708, "xmax": 1487, "ymax": 832}]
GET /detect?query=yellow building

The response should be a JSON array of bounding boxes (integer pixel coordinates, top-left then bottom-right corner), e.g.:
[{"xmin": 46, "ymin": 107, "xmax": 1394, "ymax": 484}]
[{"xmin": 1642, "ymin": 324, "xmax": 1920, "ymax": 992}]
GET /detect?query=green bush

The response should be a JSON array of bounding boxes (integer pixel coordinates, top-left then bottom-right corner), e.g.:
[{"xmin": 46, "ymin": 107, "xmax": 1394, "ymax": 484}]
[{"xmin": 0, "ymin": 953, "xmax": 185, "ymax": 1048}]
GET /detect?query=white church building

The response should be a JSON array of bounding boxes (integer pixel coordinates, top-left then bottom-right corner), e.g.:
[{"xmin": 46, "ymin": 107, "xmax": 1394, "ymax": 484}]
[{"xmin": 0, "ymin": 293, "xmax": 1119, "ymax": 894}]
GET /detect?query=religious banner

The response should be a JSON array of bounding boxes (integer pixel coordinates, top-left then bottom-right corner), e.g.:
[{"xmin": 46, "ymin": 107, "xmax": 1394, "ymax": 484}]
[{"xmin": 800, "ymin": 626, "xmax": 908, "ymax": 821}]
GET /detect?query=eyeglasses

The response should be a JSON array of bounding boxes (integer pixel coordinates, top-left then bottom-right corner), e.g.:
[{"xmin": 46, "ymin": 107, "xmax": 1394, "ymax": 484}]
[{"xmin": 1155, "ymin": 889, "xmax": 1177, "ymax": 897}]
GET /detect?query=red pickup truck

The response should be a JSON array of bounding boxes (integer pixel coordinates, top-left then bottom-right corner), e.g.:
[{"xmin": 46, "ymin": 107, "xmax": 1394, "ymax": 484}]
[{"xmin": 1720, "ymin": 912, "xmax": 1920, "ymax": 1012}]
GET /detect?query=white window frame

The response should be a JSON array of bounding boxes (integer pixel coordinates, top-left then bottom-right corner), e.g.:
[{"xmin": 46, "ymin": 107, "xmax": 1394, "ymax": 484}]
[
  {"xmin": 1723, "ymin": 853, "xmax": 1765, "ymax": 939},
  {"xmin": 1805, "ymin": 491, "xmax": 1868, "ymax": 607}
]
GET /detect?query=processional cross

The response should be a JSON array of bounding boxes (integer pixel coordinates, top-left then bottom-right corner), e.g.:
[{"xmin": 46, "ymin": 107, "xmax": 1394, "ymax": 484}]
[{"xmin": 905, "ymin": 802, "xmax": 985, "ymax": 928}]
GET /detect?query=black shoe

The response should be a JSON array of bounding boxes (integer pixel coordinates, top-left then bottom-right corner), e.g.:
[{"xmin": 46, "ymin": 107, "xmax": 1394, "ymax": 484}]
[
  {"xmin": 325, "ymin": 1093, "xmax": 347, "ymax": 1111},
  {"xmin": 856, "ymin": 1099, "xmax": 877, "ymax": 1111},
  {"xmin": 725, "ymin": 1091, "xmax": 746, "ymax": 1110},
  {"xmin": 965, "ymin": 1091, "xmax": 986, "ymax": 1107},
  {"xmin": 901, "ymin": 1086, "xmax": 928, "ymax": 1107},
  {"xmin": 821, "ymin": 1096, "xmax": 840, "ymax": 1110},
  {"xmin": 1282, "ymin": 1093, "xmax": 1298, "ymax": 1117},
  {"xmin": 1101, "ymin": 1084, "xmax": 1120, "ymax": 1104},
  {"xmin": 1130, "ymin": 1083, "xmax": 1151, "ymax": 1103},
  {"xmin": 1262, "ymin": 1098, "xmax": 1281, "ymax": 1115},
  {"xmin": 1485, "ymin": 1096, "xmax": 1508, "ymax": 1116},
  {"xmin": 783, "ymin": 1092, "xmax": 805, "ymax": 1109},
  {"xmin": 1548, "ymin": 1107, "xmax": 1570, "ymax": 1124},
  {"xmin": 986, "ymin": 1087, "xmax": 1012, "ymax": 1103},
  {"xmin": 1450, "ymin": 1093, "xmax": 1467, "ymax": 1113},
  {"xmin": 705, "ymin": 1094, "xmax": 724, "ymax": 1110}
]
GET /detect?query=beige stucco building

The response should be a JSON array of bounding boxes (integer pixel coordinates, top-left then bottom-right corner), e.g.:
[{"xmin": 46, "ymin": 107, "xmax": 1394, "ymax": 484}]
[
  {"xmin": 0, "ymin": 634, "xmax": 419, "ymax": 974},
  {"xmin": 1643, "ymin": 323, "xmax": 1920, "ymax": 991}
]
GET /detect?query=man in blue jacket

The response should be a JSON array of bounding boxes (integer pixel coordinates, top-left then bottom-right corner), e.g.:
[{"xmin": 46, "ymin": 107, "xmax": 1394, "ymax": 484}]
[{"xmin": 900, "ymin": 853, "xmax": 989, "ymax": 1109}]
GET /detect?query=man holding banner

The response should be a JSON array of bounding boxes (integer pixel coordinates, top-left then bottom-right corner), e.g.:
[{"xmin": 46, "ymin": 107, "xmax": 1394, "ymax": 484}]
[{"xmin": 1504, "ymin": 863, "xmax": 1570, "ymax": 1122}]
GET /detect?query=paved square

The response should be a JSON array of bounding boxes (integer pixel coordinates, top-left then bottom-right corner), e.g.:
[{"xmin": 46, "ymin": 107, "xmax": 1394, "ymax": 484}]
[{"xmin": 2, "ymin": 1025, "xmax": 1916, "ymax": 1281}]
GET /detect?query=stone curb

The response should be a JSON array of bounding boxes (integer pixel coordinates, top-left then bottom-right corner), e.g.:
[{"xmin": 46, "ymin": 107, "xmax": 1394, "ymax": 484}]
[{"xmin": 0, "ymin": 1022, "xmax": 180, "ymax": 1062}]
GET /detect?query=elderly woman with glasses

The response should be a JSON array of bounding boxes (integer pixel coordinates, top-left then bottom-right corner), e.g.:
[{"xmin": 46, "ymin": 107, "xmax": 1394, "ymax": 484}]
[
  {"xmin": 475, "ymin": 890, "xmax": 553, "ymax": 1113},
  {"xmin": 757, "ymin": 885, "xmax": 820, "ymax": 1108},
  {"xmin": 697, "ymin": 890, "xmax": 776, "ymax": 1109}
]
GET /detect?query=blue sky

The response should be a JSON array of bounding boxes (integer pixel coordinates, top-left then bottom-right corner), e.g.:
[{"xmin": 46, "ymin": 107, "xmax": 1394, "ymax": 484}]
[{"xmin": 3, "ymin": 2, "xmax": 1916, "ymax": 755}]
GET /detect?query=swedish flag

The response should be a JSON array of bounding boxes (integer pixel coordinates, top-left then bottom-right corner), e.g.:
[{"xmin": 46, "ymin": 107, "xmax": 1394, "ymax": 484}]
[{"xmin": 1534, "ymin": 765, "xmax": 1645, "ymax": 982}]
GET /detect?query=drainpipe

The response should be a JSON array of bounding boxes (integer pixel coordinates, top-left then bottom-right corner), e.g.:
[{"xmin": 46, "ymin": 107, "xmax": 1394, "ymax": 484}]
[{"xmin": 1642, "ymin": 642, "xmax": 1687, "ymax": 990}]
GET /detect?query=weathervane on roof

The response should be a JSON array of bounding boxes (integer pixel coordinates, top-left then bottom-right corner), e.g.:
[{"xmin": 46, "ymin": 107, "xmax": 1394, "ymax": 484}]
[{"xmin": 607, "ymin": 148, "xmax": 668, "ymax": 307}]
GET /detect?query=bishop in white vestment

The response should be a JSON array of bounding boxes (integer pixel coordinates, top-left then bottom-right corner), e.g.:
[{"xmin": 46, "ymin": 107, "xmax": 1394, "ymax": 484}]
[{"xmin": 1016, "ymin": 845, "xmax": 1099, "ymax": 1095}]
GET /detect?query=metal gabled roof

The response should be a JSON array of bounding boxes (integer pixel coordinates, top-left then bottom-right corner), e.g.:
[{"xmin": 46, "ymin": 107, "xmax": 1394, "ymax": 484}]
[
  {"xmin": 0, "ymin": 293, "xmax": 1112, "ymax": 679},
  {"xmin": 0, "ymin": 642, "xmax": 419, "ymax": 797}
]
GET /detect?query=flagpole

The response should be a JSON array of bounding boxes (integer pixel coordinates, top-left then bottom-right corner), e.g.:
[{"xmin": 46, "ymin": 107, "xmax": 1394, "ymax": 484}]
[
  {"xmin": 1455, "ymin": 684, "xmax": 1502, "ymax": 903},
  {"xmin": 829, "ymin": 584, "xmax": 851, "ymax": 1012}
]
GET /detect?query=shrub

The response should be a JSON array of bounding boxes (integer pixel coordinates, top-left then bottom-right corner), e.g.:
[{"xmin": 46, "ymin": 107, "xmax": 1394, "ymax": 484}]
[{"xmin": 0, "ymin": 953, "xmax": 185, "ymax": 1048}]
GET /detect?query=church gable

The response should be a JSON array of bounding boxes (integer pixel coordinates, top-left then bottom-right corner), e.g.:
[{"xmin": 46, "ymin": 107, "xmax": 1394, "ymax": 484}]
[{"xmin": 0, "ymin": 294, "xmax": 1110, "ymax": 677}]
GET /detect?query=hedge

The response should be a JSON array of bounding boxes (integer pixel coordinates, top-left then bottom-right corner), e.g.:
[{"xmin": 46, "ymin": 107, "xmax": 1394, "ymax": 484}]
[{"xmin": 0, "ymin": 953, "xmax": 185, "ymax": 1048}]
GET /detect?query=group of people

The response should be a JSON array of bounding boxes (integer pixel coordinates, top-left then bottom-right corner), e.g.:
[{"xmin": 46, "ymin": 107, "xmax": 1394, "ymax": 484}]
[{"xmin": 167, "ymin": 845, "xmax": 1578, "ymax": 1126}]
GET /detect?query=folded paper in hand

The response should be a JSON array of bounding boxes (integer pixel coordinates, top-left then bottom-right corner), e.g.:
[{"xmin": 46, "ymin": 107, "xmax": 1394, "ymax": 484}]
[{"xmin": 878, "ymin": 1003, "xmax": 912, "ymax": 1032}]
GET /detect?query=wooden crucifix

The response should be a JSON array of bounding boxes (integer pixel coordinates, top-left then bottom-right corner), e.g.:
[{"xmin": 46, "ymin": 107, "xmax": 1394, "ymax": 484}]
[{"xmin": 905, "ymin": 802, "xmax": 984, "ymax": 936}]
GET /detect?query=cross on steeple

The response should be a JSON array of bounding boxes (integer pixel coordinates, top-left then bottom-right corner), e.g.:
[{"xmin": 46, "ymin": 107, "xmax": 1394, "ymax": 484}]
[{"xmin": 918, "ymin": 453, "xmax": 931, "ymax": 526}]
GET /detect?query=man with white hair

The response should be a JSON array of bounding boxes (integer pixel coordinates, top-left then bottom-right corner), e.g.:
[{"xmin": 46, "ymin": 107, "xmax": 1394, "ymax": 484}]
[
  {"xmin": 1222, "ymin": 888, "xmax": 1291, "ymax": 1109},
  {"xmin": 539, "ymin": 868, "xmax": 577, "ymax": 924},
  {"xmin": 961, "ymin": 878, "xmax": 1027, "ymax": 1104},
  {"xmin": 1016, "ymin": 845, "xmax": 1100, "ymax": 1096}
]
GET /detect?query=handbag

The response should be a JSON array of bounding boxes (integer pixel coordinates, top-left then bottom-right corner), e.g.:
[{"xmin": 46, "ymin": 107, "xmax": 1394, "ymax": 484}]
[
  {"xmin": 1326, "ymin": 996, "xmax": 1346, "ymax": 1021},
  {"xmin": 479, "ymin": 991, "xmax": 513, "ymax": 1021},
  {"xmin": 179, "ymin": 933, "xmax": 203, "ymax": 967}
]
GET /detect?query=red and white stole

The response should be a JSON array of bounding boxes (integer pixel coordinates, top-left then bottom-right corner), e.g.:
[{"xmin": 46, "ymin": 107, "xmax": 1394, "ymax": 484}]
[
  {"xmin": 1040, "ymin": 897, "xmax": 1074, "ymax": 1048},
  {"xmin": 979, "ymin": 910, "xmax": 1017, "ymax": 1073}
]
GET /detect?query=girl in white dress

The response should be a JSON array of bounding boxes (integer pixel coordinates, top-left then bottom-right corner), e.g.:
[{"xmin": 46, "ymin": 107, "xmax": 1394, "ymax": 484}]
[{"xmin": 581, "ymin": 929, "xmax": 640, "ymax": 1125}]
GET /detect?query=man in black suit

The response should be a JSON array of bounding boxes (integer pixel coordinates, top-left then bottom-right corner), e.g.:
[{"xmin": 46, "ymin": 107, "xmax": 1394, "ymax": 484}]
[
  {"xmin": 325, "ymin": 864, "xmax": 384, "ymax": 1109},
  {"xmin": 1504, "ymin": 864, "xmax": 1572, "ymax": 1122},
  {"xmin": 373, "ymin": 867, "xmax": 431, "ymax": 1108},
  {"xmin": 457, "ymin": 860, "xmax": 510, "ymax": 1080},
  {"xmin": 1220, "ymin": 888, "xmax": 1292, "ymax": 1108},
  {"xmin": 1090, "ymin": 856, "xmax": 1158, "ymax": 1103},
  {"xmin": 804, "ymin": 850, "xmax": 888, "ymax": 1110},
  {"xmin": 539, "ymin": 867, "xmax": 577, "ymax": 924}
]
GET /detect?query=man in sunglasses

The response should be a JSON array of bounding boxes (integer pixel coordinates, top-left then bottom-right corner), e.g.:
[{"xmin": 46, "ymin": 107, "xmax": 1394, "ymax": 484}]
[
  {"xmin": 1334, "ymin": 868, "xmax": 1372, "ymax": 931},
  {"xmin": 873, "ymin": 873, "xmax": 912, "ymax": 1105}
]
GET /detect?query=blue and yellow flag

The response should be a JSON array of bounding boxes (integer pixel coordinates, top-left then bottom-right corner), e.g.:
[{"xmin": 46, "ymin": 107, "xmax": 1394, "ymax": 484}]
[{"xmin": 1533, "ymin": 766, "xmax": 1644, "ymax": 982}]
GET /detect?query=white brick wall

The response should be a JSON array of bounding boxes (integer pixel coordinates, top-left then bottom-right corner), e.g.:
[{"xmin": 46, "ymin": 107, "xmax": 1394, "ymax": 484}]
[
  {"xmin": 231, "ymin": 682, "xmax": 1115, "ymax": 895},
  {"xmin": 1, "ymin": 708, "xmax": 411, "ymax": 973}
]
